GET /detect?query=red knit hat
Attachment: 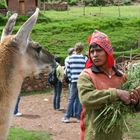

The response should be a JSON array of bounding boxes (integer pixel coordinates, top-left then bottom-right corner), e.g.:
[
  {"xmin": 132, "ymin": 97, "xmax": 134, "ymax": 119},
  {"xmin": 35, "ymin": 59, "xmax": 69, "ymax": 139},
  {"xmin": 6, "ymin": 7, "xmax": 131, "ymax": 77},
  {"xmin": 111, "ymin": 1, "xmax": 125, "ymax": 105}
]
[{"xmin": 86, "ymin": 30, "xmax": 114, "ymax": 68}]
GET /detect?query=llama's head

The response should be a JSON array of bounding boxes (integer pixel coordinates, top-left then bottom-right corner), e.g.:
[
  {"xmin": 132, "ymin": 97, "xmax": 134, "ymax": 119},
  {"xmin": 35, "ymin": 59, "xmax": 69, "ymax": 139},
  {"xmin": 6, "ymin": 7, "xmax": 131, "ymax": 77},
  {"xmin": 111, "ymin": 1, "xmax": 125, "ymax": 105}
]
[{"xmin": 0, "ymin": 8, "xmax": 56, "ymax": 79}]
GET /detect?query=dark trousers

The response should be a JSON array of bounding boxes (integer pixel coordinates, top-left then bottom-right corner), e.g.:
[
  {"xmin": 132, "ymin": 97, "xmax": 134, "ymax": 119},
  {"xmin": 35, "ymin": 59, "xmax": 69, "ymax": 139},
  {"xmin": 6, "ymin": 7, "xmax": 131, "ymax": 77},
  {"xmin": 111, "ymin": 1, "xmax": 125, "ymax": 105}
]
[
  {"xmin": 53, "ymin": 81, "xmax": 62, "ymax": 109},
  {"xmin": 14, "ymin": 95, "xmax": 20, "ymax": 114}
]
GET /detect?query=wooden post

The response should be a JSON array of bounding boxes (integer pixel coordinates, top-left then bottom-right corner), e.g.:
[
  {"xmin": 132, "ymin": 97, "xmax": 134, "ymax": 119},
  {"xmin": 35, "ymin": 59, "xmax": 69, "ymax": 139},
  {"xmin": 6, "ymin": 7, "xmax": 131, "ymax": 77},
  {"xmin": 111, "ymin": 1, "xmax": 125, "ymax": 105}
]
[
  {"xmin": 38, "ymin": 0, "xmax": 41, "ymax": 8},
  {"xmin": 67, "ymin": 1, "xmax": 69, "ymax": 15},
  {"xmin": 43, "ymin": 0, "xmax": 46, "ymax": 11},
  {"xmin": 130, "ymin": 48, "xmax": 132, "ymax": 61},
  {"xmin": 82, "ymin": 0, "xmax": 85, "ymax": 16},
  {"xmin": 117, "ymin": 3, "xmax": 121, "ymax": 17},
  {"xmin": 99, "ymin": 6, "xmax": 102, "ymax": 16},
  {"xmin": 138, "ymin": 38, "xmax": 140, "ymax": 48}
]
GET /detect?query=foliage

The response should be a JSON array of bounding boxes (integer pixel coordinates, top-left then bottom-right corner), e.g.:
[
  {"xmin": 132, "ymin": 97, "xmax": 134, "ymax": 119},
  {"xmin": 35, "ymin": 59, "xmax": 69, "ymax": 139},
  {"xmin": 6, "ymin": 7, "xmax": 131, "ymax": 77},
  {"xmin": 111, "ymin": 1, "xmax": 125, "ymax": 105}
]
[
  {"xmin": 0, "ymin": 0, "xmax": 7, "ymax": 8},
  {"xmin": 122, "ymin": 63, "xmax": 140, "ymax": 90},
  {"xmin": 0, "ymin": 14, "xmax": 6, "ymax": 25},
  {"xmin": 123, "ymin": 0, "xmax": 132, "ymax": 5},
  {"xmin": 8, "ymin": 128, "xmax": 51, "ymax": 140},
  {"xmin": 68, "ymin": 0, "xmax": 77, "ymax": 6},
  {"xmin": 93, "ymin": 101, "xmax": 134, "ymax": 133},
  {"xmin": 125, "ymin": 113, "xmax": 140, "ymax": 139},
  {"xmin": 94, "ymin": 0, "xmax": 107, "ymax": 6}
]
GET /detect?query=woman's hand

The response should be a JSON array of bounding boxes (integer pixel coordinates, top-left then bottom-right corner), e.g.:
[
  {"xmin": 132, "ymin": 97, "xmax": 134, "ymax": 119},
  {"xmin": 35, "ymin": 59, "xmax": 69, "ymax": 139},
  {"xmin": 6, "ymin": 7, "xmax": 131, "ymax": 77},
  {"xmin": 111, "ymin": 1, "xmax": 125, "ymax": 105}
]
[
  {"xmin": 117, "ymin": 90, "xmax": 131, "ymax": 105},
  {"xmin": 129, "ymin": 86, "xmax": 140, "ymax": 104},
  {"xmin": 130, "ymin": 90, "xmax": 140, "ymax": 104}
]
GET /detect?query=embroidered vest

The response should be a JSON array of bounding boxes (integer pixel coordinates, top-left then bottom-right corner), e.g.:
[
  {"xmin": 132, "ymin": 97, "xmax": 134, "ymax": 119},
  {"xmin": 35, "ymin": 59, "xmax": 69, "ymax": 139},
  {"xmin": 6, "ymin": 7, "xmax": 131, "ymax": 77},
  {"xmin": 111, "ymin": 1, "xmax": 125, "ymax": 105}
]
[{"xmin": 82, "ymin": 68, "xmax": 126, "ymax": 90}]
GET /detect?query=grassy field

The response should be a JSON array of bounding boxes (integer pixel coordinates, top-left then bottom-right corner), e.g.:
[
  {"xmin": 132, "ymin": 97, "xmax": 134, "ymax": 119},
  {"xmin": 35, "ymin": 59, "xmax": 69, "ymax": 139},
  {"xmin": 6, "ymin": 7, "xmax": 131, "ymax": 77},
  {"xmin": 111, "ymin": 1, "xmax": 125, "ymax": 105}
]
[
  {"xmin": 125, "ymin": 113, "xmax": 140, "ymax": 140},
  {"xmin": 8, "ymin": 128, "xmax": 51, "ymax": 140},
  {"xmin": 34, "ymin": 5, "xmax": 140, "ymax": 61},
  {"xmin": 0, "ymin": 5, "xmax": 140, "ymax": 62}
]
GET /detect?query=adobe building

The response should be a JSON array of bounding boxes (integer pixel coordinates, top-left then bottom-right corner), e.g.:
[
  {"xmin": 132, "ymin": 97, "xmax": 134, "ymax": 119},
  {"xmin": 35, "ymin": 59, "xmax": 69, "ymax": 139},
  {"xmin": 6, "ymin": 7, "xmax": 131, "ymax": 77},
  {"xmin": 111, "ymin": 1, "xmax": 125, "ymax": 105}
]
[{"xmin": 6, "ymin": 0, "xmax": 39, "ymax": 15}]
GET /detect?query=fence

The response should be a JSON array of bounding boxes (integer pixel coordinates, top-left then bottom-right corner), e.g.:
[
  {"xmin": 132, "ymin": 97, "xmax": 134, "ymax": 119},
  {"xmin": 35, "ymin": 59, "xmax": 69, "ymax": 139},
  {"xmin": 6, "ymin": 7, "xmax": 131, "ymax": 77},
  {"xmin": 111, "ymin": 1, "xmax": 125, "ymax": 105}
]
[
  {"xmin": 116, "ymin": 53, "xmax": 140, "ymax": 71},
  {"xmin": 43, "ymin": 5, "xmax": 140, "ymax": 18}
]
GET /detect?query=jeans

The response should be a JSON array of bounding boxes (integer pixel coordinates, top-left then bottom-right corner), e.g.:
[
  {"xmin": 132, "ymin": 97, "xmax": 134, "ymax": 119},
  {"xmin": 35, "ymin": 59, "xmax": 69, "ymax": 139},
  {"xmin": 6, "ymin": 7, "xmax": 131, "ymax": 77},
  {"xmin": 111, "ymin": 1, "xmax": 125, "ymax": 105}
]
[
  {"xmin": 68, "ymin": 83, "xmax": 76, "ymax": 117},
  {"xmin": 53, "ymin": 80, "xmax": 62, "ymax": 109},
  {"xmin": 72, "ymin": 96, "xmax": 79, "ymax": 117},
  {"xmin": 64, "ymin": 82, "xmax": 82, "ymax": 120},
  {"xmin": 14, "ymin": 95, "xmax": 20, "ymax": 114}
]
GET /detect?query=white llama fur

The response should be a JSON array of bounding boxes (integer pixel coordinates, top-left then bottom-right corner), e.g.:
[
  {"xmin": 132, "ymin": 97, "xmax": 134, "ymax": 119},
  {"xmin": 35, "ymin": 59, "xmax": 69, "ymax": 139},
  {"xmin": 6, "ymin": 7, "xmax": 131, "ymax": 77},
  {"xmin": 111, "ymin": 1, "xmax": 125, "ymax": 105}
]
[{"xmin": 0, "ymin": 8, "xmax": 56, "ymax": 140}]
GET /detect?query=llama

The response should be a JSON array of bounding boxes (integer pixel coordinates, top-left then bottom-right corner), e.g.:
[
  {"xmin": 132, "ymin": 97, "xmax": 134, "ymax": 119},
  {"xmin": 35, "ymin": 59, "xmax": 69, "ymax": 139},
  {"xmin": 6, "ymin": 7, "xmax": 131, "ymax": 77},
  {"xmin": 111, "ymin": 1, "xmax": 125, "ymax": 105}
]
[{"xmin": 0, "ymin": 8, "xmax": 56, "ymax": 140}]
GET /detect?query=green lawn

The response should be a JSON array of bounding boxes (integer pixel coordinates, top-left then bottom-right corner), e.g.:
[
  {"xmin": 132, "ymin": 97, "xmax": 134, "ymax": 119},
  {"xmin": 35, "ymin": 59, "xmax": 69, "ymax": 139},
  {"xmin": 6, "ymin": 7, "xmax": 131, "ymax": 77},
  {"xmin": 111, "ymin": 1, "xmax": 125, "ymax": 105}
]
[
  {"xmin": 125, "ymin": 112, "xmax": 140, "ymax": 140},
  {"xmin": 8, "ymin": 128, "xmax": 51, "ymax": 140},
  {"xmin": 0, "ymin": 6, "xmax": 140, "ymax": 62}
]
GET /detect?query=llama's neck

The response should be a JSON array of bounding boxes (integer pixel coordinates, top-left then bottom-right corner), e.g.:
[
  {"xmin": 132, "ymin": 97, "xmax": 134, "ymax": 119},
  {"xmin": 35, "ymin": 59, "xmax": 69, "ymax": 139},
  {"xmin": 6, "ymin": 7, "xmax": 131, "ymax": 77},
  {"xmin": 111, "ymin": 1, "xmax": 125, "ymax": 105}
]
[
  {"xmin": 0, "ymin": 72, "xmax": 24, "ymax": 140},
  {"xmin": 0, "ymin": 46, "xmax": 24, "ymax": 93},
  {"xmin": 0, "ymin": 47, "xmax": 25, "ymax": 140}
]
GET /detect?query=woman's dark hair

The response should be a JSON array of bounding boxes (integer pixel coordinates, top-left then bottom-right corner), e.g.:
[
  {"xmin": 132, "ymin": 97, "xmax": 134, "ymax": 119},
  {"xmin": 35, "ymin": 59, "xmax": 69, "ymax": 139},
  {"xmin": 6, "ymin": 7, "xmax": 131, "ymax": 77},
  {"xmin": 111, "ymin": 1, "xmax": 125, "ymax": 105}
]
[
  {"xmin": 55, "ymin": 57, "xmax": 61, "ymax": 63},
  {"xmin": 89, "ymin": 43, "xmax": 100, "ymax": 49},
  {"xmin": 112, "ymin": 67, "xmax": 123, "ymax": 77}
]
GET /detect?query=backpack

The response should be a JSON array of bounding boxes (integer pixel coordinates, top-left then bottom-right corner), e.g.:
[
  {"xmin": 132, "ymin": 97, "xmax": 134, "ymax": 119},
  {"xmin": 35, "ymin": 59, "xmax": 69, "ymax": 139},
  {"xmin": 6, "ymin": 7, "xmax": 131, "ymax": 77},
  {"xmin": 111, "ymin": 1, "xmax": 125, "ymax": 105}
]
[
  {"xmin": 48, "ymin": 67, "xmax": 58, "ymax": 85},
  {"xmin": 64, "ymin": 72, "xmax": 70, "ymax": 83}
]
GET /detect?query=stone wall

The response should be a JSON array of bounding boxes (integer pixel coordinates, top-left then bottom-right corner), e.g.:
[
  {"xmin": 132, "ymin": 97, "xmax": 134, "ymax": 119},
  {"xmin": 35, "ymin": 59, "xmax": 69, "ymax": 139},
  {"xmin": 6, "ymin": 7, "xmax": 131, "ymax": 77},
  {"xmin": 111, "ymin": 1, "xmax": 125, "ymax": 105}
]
[
  {"xmin": 40, "ymin": 2, "xmax": 68, "ymax": 11},
  {"xmin": 21, "ymin": 72, "xmax": 52, "ymax": 92},
  {"xmin": 0, "ymin": 8, "xmax": 7, "ymax": 15},
  {"xmin": 21, "ymin": 72, "xmax": 67, "ymax": 92}
]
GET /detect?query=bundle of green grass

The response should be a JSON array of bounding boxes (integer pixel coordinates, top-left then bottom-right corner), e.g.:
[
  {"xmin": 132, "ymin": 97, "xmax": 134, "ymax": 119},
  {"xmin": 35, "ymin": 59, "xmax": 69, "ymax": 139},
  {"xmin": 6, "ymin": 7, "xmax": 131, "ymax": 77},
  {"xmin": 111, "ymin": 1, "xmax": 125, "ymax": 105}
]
[{"xmin": 94, "ymin": 62, "xmax": 140, "ymax": 134}]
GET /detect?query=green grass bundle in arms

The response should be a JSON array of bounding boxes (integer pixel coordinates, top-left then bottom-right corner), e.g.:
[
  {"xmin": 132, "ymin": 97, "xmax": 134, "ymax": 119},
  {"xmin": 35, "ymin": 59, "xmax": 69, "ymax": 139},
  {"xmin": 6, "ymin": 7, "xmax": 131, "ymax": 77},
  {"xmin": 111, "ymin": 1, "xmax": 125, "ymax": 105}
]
[
  {"xmin": 121, "ymin": 63, "xmax": 140, "ymax": 90},
  {"xmin": 94, "ymin": 62, "xmax": 140, "ymax": 134},
  {"xmin": 94, "ymin": 101, "xmax": 134, "ymax": 133}
]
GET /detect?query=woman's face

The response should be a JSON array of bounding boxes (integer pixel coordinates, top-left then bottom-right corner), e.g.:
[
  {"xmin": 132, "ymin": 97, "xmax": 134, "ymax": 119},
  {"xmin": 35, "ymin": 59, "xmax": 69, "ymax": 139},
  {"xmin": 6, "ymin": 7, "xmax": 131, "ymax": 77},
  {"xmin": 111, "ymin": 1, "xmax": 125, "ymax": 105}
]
[{"xmin": 89, "ymin": 45, "xmax": 108, "ymax": 68}]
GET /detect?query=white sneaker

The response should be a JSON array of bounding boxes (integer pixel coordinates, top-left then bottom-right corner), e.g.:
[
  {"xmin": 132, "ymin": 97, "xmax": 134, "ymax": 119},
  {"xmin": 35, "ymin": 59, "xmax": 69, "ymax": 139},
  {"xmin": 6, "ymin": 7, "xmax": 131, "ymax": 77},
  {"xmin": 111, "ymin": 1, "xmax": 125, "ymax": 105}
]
[
  {"xmin": 56, "ymin": 107, "xmax": 64, "ymax": 111},
  {"xmin": 76, "ymin": 119, "xmax": 80, "ymax": 123},
  {"xmin": 15, "ymin": 112, "xmax": 22, "ymax": 117},
  {"xmin": 61, "ymin": 118, "xmax": 70, "ymax": 123}
]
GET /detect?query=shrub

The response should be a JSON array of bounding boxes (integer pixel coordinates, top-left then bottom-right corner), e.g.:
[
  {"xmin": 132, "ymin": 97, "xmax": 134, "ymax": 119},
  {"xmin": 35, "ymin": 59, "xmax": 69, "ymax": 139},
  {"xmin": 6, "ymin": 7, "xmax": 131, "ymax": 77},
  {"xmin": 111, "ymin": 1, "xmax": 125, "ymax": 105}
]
[{"xmin": 0, "ymin": 0, "xmax": 7, "ymax": 8}]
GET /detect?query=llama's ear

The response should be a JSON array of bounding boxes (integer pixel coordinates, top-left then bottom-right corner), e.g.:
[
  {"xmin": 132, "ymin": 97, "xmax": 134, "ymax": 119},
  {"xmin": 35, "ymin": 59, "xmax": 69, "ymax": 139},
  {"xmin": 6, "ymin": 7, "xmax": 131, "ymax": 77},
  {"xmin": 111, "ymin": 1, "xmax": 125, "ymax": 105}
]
[
  {"xmin": 1, "ymin": 13, "xmax": 18, "ymax": 41},
  {"xmin": 15, "ymin": 8, "xmax": 39, "ymax": 49}
]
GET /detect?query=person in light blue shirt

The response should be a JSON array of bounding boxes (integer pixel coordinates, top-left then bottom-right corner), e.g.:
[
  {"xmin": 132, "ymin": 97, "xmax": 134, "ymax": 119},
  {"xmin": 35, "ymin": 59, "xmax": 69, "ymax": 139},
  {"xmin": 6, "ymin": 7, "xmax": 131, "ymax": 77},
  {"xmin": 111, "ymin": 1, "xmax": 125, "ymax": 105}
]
[
  {"xmin": 62, "ymin": 42, "xmax": 87, "ymax": 123},
  {"xmin": 64, "ymin": 48, "xmax": 76, "ymax": 117}
]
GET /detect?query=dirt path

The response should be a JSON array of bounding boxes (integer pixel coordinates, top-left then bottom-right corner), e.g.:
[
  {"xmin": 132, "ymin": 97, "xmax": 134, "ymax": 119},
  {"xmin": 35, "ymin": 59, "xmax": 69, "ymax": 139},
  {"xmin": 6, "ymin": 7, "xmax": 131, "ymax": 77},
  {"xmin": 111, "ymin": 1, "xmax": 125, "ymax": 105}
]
[
  {"xmin": 11, "ymin": 90, "xmax": 131, "ymax": 140},
  {"xmin": 11, "ymin": 91, "xmax": 80, "ymax": 140}
]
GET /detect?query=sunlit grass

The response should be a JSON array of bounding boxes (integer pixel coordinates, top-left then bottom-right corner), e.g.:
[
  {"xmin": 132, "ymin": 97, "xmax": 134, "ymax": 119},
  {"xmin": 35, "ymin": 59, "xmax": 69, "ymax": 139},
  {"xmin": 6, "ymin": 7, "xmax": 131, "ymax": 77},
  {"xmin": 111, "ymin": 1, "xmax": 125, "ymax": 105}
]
[
  {"xmin": 125, "ymin": 113, "xmax": 140, "ymax": 140},
  {"xmin": 8, "ymin": 128, "xmax": 52, "ymax": 140},
  {"xmin": 0, "ymin": 6, "xmax": 140, "ymax": 62}
]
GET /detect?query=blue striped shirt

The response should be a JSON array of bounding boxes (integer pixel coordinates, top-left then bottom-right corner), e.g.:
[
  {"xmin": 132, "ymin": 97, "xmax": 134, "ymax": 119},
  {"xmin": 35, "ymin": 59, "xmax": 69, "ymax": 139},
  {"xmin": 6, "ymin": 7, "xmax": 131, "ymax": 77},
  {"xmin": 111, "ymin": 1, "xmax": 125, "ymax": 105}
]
[{"xmin": 67, "ymin": 54, "xmax": 87, "ymax": 83}]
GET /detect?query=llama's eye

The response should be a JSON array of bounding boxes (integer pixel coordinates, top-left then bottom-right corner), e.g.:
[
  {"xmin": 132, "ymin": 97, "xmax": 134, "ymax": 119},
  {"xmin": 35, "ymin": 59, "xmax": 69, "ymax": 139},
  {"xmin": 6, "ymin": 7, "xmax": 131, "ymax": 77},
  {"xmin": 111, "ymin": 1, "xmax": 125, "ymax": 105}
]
[{"xmin": 35, "ymin": 47, "xmax": 42, "ymax": 54}]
